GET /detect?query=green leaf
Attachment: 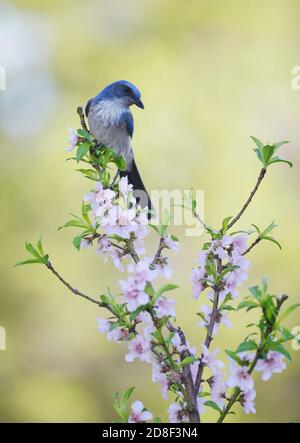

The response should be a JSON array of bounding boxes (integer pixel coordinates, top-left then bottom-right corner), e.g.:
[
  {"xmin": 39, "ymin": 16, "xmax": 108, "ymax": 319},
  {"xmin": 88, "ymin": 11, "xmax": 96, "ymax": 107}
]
[
  {"xmin": 25, "ymin": 242, "xmax": 41, "ymax": 260},
  {"xmin": 268, "ymin": 342, "xmax": 291, "ymax": 361},
  {"xmin": 278, "ymin": 303, "xmax": 300, "ymax": 324},
  {"xmin": 120, "ymin": 386, "xmax": 135, "ymax": 418},
  {"xmin": 249, "ymin": 285, "xmax": 262, "ymax": 301},
  {"xmin": 274, "ymin": 140, "xmax": 289, "ymax": 151},
  {"xmin": 149, "ymin": 224, "xmax": 161, "ymax": 235},
  {"xmin": 156, "ymin": 284, "xmax": 179, "ymax": 299},
  {"xmin": 250, "ymin": 136, "xmax": 264, "ymax": 150},
  {"xmin": 261, "ymin": 221, "xmax": 278, "ymax": 236},
  {"xmin": 129, "ymin": 305, "xmax": 147, "ymax": 321},
  {"xmin": 180, "ymin": 356, "xmax": 198, "ymax": 367},
  {"xmin": 37, "ymin": 235, "xmax": 44, "ymax": 256},
  {"xmin": 76, "ymin": 142, "xmax": 90, "ymax": 162},
  {"xmin": 15, "ymin": 258, "xmax": 42, "ymax": 266},
  {"xmin": 221, "ymin": 216, "xmax": 233, "ymax": 233},
  {"xmin": 237, "ymin": 300, "xmax": 259, "ymax": 311},
  {"xmin": 153, "ymin": 417, "xmax": 162, "ymax": 423},
  {"xmin": 76, "ymin": 168, "xmax": 99, "ymax": 180},
  {"xmin": 73, "ymin": 234, "xmax": 84, "ymax": 250},
  {"xmin": 77, "ymin": 128, "xmax": 92, "ymax": 140},
  {"xmin": 58, "ymin": 219, "xmax": 88, "ymax": 230},
  {"xmin": 204, "ymin": 400, "xmax": 223, "ymax": 413},
  {"xmin": 236, "ymin": 340, "xmax": 257, "ymax": 353},
  {"xmin": 115, "ymin": 155, "xmax": 126, "ymax": 171},
  {"xmin": 144, "ymin": 282, "xmax": 155, "ymax": 298},
  {"xmin": 268, "ymin": 157, "xmax": 293, "ymax": 168},
  {"xmin": 262, "ymin": 236, "xmax": 282, "ymax": 250},
  {"xmin": 225, "ymin": 350, "xmax": 243, "ymax": 365},
  {"xmin": 262, "ymin": 145, "xmax": 276, "ymax": 164},
  {"xmin": 251, "ymin": 224, "xmax": 261, "ymax": 235}
]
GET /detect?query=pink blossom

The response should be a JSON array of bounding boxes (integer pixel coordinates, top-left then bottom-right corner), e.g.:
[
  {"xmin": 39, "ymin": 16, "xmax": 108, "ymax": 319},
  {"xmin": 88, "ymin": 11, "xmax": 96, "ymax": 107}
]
[
  {"xmin": 119, "ymin": 277, "xmax": 149, "ymax": 312},
  {"xmin": 125, "ymin": 335, "xmax": 152, "ymax": 363},
  {"xmin": 103, "ymin": 206, "xmax": 137, "ymax": 238},
  {"xmin": 255, "ymin": 351, "xmax": 286, "ymax": 381},
  {"xmin": 108, "ymin": 247, "xmax": 126, "ymax": 271},
  {"xmin": 210, "ymin": 374, "xmax": 227, "ymax": 408},
  {"xmin": 168, "ymin": 403, "xmax": 188, "ymax": 423},
  {"xmin": 197, "ymin": 396, "xmax": 206, "ymax": 414},
  {"xmin": 66, "ymin": 127, "xmax": 78, "ymax": 151},
  {"xmin": 240, "ymin": 388, "xmax": 256, "ymax": 414},
  {"xmin": 128, "ymin": 400, "xmax": 153, "ymax": 423},
  {"xmin": 97, "ymin": 317, "xmax": 110, "ymax": 335},
  {"xmin": 197, "ymin": 305, "xmax": 232, "ymax": 336},
  {"xmin": 195, "ymin": 250, "xmax": 208, "ymax": 268},
  {"xmin": 231, "ymin": 234, "xmax": 248, "ymax": 257},
  {"xmin": 191, "ymin": 267, "xmax": 206, "ymax": 300},
  {"xmin": 118, "ymin": 176, "xmax": 134, "ymax": 198},
  {"xmin": 201, "ymin": 344, "xmax": 224, "ymax": 373},
  {"xmin": 84, "ymin": 182, "xmax": 115, "ymax": 217},
  {"xmin": 128, "ymin": 259, "xmax": 157, "ymax": 285},
  {"xmin": 171, "ymin": 333, "xmax": 186, "ymax": 354},
  {"xmin": 80, "ymin": 238, "xmax": 90, "ymax": 249},
  {"xmin": 227, "ymin": 360, "xmax": 254, "ymax": 391},
  {"xmin": 164, "ymin": 234, "xmax": 179, "ymax": 253},
  {"xmin": 96, "ymin": 236, "xmax": 111, "ymax": 260},
  {"xmin": 154, "ymin": 298, "xmax": 176, "ymax": 319},
  {"xmin": 221, "ymin": 235, "xmax": 233, "ymax": 248},
  {"xmin": 156, "ymin": 257, "xmax": 172, "ymax": 278},
  {"xmin": 152, "ymin": 363, "xmax": 169, "ymax": 399},
  {"xmin": 97, "ymin": 318, "xmax": 129, "ymax": 342}
]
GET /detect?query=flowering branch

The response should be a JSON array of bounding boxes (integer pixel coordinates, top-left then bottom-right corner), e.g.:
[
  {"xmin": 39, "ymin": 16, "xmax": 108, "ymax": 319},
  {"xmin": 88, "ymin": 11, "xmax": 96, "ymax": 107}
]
[{"xmin": 16, "ymin": 114, "xmax": 298, "ymax": 423}]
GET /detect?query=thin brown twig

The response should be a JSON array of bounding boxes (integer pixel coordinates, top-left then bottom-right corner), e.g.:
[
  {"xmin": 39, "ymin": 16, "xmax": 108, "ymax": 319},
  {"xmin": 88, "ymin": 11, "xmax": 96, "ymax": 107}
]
[
  {"xmin": 77, "ymin": 106, "xmax": 89, "ymax": 131},
  {"xmin": 228, "ymin": 168, "xmax": 266, "ymax": 230},
  {"xmin": 177, "ymin": 328, "xmax": 200, "ymax": 423},
  {"xmin": 150, "ymin": 237, "xmax": 165, "ymax": 269},
  {"xmin": 243, "ymin": 236, "xmax": 262, "ymax": 256},
  {"xmin": 46, "ymin": 261, "xmax": 114, "ymax": 315},
  {"xmin": 195, "ymin": 257, "xmax": 222, "ymax": 393}
]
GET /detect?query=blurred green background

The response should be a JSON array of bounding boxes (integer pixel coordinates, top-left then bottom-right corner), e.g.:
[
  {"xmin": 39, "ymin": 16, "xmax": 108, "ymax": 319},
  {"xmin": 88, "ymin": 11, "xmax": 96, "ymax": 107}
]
[{"xmin": 0, "ymin": 0, "xmax": 299, "ymax": 423}]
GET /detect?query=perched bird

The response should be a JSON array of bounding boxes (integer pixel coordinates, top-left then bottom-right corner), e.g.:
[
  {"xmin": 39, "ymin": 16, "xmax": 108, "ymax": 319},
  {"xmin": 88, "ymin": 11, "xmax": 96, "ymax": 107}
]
[{"xmin": 85, "ymin": 80, "xmax": 152, "ymax": 213}]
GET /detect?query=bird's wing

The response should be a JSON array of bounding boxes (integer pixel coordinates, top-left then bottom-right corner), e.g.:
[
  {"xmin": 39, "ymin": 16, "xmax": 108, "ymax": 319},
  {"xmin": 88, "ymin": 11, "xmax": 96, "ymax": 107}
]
[
  {"xmin": 121, "ymin": 111, "xmax": 134, "ymax": 138},
  {"xmin": 85, "ymin": 98, "xmax": 93, "ymax": 117}
]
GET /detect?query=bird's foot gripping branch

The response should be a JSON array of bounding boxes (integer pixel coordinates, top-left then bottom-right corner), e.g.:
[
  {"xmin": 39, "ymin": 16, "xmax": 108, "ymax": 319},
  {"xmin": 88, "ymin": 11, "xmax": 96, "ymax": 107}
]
[{"xmin": 17, "ymin": 110, "xmax": 299, "ymax": 423}]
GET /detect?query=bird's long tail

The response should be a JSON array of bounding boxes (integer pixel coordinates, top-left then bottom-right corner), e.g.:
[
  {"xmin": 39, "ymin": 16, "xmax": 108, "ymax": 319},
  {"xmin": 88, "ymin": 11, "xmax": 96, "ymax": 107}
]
[{"xmin": 120, "ymin": 158, "xmax": 153, "ymax": 216}]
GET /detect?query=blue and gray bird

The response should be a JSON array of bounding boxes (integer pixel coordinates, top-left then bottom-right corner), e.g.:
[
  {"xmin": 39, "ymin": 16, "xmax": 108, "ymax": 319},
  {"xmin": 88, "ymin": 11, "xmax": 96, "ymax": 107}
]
[{"xmin": 85, "ymin": 80, "xmax": 152, "ymax": 213}]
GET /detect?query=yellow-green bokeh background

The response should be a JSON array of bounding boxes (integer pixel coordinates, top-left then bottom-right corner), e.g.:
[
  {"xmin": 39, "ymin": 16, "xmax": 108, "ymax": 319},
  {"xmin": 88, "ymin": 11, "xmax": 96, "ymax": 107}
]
[{"xmin": 1, "ymin": 0, "xmax": 300, "ymax": 422}]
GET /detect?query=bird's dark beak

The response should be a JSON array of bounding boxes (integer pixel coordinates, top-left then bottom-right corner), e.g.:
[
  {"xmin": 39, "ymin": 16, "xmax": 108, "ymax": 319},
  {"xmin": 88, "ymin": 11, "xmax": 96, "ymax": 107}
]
[{"xmin": 135, "ymin": 98, "xmax": 144, "ymax": 109}]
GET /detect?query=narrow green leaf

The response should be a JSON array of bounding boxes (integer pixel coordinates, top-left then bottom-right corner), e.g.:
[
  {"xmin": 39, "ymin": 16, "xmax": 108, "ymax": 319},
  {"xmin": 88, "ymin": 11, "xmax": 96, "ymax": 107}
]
[
  {"xmin": 15, "ymin": 258, "xmax": 42, "ymax": 266},
  {"xmin": 37, "ymin": 235, "xmax": 44, "ymax": 255},
  {"xmin": 236, "ymin": 340, "xmax": 257, "ymax": 353},
  {"xmin": 204, "ymin": 400, "xmax": 222, "ymax": 413},
  {"xmin": 180, "ymin": 356, "xmax": 198, "ymax": 367},
  {"xmin": 278, "ymin": 303, "xmax": 300, "ymax": 323},
  {"xmin": 237, "ymin": 300, "xmax": 259, "ymax": 311},
  {"xmin": 250, "ymin": 136, "xmax": 264, "ymax": 150},
  {"xmin": 156, "ymin": 284, "xmax": 179, "ymax": 299},
  {"xmin": 262, "ymin": 236, "xmax": 282, "ymax": 250},
  {"xmin": 268, "ymin": 157, "xmax": 293, "ymax": 168}
]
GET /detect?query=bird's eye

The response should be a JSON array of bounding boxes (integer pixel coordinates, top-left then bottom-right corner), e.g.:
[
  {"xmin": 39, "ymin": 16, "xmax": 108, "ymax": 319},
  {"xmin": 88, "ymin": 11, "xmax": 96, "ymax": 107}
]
[{"xmin": 124, "ymin": 86, "xmax": 131, "ymax": 94}]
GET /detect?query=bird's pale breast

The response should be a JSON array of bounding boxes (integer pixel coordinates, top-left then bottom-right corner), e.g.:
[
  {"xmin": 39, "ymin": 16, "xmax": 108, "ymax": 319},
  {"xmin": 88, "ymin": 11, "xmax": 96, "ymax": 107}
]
[{"xmin": 88, "ymin": 99, "xmax": 133, "ymax": 169}]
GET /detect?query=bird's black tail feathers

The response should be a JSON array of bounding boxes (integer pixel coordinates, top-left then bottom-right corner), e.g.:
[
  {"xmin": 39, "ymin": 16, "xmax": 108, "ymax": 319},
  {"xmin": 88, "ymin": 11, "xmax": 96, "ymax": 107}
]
[{"xmin": 120, "ymin": 159, "xmax": 153, "ymax": 217}]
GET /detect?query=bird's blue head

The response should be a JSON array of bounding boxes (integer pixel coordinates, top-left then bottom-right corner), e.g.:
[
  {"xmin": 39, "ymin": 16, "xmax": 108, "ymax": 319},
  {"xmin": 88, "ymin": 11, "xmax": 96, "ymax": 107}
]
[{"xmin": 99, "ymin": 80, "xmax": 144, "ymax": 109}]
